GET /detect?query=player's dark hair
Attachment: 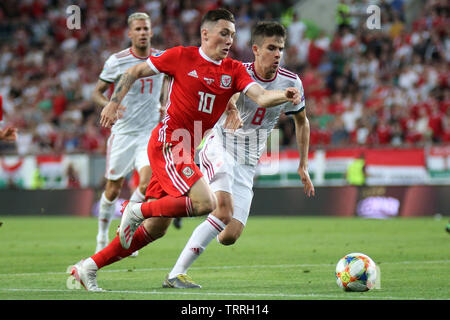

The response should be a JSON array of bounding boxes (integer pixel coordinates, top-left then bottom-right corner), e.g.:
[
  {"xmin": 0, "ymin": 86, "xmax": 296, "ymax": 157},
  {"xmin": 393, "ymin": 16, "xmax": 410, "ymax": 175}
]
[
  {"xmin": 251, "ymin": 21, "xmax": 287, "ymax": 46},
  {"xmin": 201, "ymin": 8, "xmax": 235, "ymax": 27}
]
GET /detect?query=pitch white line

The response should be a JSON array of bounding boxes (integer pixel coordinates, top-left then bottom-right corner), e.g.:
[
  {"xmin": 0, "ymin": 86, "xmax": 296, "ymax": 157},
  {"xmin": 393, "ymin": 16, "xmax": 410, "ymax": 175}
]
[
  {"xmin": 0, "ymin": 288, "xmax": 439, "ymax": 300},
  {"xmin": 0, "ymin": 260, "xmax": 448, "ymax": 278}
]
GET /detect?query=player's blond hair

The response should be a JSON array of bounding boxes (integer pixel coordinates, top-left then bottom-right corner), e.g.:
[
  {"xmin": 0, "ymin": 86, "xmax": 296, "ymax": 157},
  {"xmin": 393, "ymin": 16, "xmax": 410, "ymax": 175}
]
[{"xmin": 127, "ymin": 12, "xmax": 151, "ymax": 27}]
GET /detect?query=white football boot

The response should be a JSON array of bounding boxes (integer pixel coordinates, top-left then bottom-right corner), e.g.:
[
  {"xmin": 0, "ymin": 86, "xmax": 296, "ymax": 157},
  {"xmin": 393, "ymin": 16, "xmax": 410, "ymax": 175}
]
[
  {"xmin": 70, "ymin": 259, "xmax": 103, "ymax": 292},
  {"xmin": 118, "ymin": 200, "xmax": 144, "ymax": 249},
  {"xmin": 130, "ymin": 250, "xmax": 139, "ymax": 258}
]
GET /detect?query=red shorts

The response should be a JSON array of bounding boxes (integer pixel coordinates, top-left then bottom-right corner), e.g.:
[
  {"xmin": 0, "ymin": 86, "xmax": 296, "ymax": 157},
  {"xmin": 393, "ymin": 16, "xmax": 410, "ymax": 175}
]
[{"xmin": 145, "ymin": 123, "xmax": 203, "ymax": 199}]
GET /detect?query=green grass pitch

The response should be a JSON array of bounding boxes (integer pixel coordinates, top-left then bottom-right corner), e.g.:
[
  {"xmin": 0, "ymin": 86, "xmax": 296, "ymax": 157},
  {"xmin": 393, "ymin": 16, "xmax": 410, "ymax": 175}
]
[{"xmin": 0, "ymin": 215, "xmax": 448, "ymax": 300}]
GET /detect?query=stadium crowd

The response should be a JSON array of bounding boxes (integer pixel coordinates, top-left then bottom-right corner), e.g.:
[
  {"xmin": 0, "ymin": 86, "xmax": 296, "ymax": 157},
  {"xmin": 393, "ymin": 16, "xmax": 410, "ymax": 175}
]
[{"xmin": 0, "ymin": 0, "xmax": 448, "ymax": 155}]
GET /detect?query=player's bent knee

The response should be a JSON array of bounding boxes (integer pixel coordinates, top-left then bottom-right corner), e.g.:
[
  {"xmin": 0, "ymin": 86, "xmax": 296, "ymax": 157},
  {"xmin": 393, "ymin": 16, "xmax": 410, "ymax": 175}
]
[
  {"xmin": 104, "ymin": 189, "xmax": 120, "ymax": 201},
  {"xmin": 105, "ymin": 179, "xmax": 124, "ymax": 200},
  {"xmin": 219, "ymin": 234, "xmax": 239, "ymax": 246},
  {"xmin": 218, "ymin": 219, "xmax": 244, "ymax": 245}
]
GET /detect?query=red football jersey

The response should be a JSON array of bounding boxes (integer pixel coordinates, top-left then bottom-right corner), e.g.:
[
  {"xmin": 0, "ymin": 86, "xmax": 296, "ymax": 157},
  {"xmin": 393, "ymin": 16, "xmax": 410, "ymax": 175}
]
[{"xmin": 146, "ymin": 46, "xmax": 256, "ymax": 149}]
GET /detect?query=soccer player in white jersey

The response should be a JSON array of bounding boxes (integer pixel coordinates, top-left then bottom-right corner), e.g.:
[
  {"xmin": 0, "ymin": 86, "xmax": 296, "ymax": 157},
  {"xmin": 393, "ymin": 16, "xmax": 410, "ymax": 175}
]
[
  {"xmin": 91, "ymin": 12, "xmax": 167, "ymax": 254},
  {"xmin": 164, "ymin": 21, "xmax": 315, "ymax": 288}
]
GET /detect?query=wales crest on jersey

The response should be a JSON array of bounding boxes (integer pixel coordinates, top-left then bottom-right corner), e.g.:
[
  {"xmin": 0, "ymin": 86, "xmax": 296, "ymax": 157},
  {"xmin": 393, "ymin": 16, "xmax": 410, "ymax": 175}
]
[{"xmin": 220, "ymin": 75, "xmax": 232, "ymax": 89}]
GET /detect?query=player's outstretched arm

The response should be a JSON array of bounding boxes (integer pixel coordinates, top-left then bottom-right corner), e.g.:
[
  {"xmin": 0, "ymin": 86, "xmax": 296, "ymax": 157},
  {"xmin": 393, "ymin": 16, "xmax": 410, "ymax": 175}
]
[
  {"xmin": 293, "ymin": 110, "xmax": 315, "ymax": 197},
  {"xmin": 244, "ymin": 83, "xmax": 301, "ymax": 108},
  {"xmin": 100, "ymin": 62, "xmax": 156, "ymax": 128}
]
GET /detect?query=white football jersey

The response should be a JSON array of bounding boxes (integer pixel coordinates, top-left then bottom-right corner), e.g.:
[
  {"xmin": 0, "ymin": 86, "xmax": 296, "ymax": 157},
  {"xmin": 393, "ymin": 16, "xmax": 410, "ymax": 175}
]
[
  {"xmin": 212, "ymin": 62, "xmax": 305, "ymax": 166},
  {"xmin": 99, "ymin": 47, "xmax": 165, "ymax": 135}
]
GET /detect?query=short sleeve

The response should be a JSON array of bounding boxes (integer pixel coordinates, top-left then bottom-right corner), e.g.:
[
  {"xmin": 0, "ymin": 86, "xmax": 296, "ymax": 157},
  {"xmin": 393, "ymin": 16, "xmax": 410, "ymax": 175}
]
[
  {"xmin": 146, "ymin": 46, "xmax": 182, "ymax": 77},
  {"xmin": 99, "ymin": 55, "xmax": 120, "ymax": 83},
  {"xmin": 284, "ymin": 76, "xmax": 306, "ymax": 115},
  {"xmin": 233, "ymin": 61, "xmax": 257, "ymax": 94}
]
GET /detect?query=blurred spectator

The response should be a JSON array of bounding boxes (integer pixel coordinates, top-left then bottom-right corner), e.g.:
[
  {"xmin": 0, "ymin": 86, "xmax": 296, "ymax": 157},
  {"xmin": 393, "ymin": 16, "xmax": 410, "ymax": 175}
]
[{"xmin": 66, "ymin": 162, "xmax": 80, "ymax": 188}]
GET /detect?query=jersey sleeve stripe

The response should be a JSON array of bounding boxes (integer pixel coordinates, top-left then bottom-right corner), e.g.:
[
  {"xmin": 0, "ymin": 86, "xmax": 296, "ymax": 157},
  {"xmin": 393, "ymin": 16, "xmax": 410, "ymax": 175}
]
[
  {"xmin": 242, "ymin": 81, "xmax": 258, "ymax": 94},
  {"xmin": 99, "ymin": 77, "xmax": 114, "ymax": 84},
  {"xmin": 146, "ymin": 58, "xmax": 161, "ymax": 74},
  {"xmin": 285, "ymin": 105, "xmax": 305, "ymax": 115}
]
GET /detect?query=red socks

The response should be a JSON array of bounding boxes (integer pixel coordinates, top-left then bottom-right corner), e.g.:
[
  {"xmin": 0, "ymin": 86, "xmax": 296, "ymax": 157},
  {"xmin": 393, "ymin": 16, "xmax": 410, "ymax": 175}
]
[
  {"xmin": 91, "ymin": 224, "xmax": 153, "ymax": 269},
  {"xmin": 91, "ymin": 196, "xmax": 194, "ymax": 269},
  {"xmin": 140, "ymin": 195, "xmax": 193, "ymax": 218}
]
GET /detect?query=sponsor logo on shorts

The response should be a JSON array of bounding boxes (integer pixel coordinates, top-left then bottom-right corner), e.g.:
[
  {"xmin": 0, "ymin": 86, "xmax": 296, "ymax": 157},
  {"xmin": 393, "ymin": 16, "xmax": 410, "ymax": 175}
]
[{"xmin": 182, "ymin": 166, "xmax": 194, "ymax": 178}]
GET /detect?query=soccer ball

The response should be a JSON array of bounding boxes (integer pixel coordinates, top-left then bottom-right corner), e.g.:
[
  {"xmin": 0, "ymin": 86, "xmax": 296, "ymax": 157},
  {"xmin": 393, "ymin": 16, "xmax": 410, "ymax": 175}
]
[{"xmin": 335, "ymin": 253, "xmax": 377, "ymax": 292}]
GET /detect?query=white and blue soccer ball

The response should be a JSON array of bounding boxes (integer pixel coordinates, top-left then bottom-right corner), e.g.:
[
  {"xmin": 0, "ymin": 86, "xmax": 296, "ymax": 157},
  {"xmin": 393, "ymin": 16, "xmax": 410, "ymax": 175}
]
[{"xmin": 335, "ymin": 253, "xmax": 377, "ymax": 292}]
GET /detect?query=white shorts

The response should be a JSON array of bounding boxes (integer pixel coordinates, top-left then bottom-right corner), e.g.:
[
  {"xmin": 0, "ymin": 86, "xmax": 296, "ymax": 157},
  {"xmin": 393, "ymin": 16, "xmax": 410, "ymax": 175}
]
[
  {"xmin": 105, "ymin": 131, "xmax": 152, "ymax": 180},
  {"xmin": 199, "ymin": 134, "xmax": 256, "ymax": 226}
]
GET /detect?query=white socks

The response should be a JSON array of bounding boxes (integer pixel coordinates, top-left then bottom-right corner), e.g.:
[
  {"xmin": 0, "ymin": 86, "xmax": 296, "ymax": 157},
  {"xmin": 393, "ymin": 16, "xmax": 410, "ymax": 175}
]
[
  {"xmin": 96, "ymin": 192, "xmax": 117, "ymax": 247},
  {"xmin": 130, "ymin": 188, "xmax": 145, "ymax": 202},
  {"xmin": 168, "ymin": 214, "xmax": 226, "ymax": 279},
  {"xmin": 96, "ymin": 188, "xmax": 144, "ymax": 253}
]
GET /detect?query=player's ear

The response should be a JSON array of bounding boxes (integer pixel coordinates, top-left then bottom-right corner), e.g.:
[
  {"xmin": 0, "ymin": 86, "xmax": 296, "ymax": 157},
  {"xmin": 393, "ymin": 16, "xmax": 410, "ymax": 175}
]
[
  {"xmin": 251, "ymin": 44, "xmax": 259, "ymax": 56},
  {"xmin": 201, "ymin": 28, "xmax": 208, "ymax": 42}
]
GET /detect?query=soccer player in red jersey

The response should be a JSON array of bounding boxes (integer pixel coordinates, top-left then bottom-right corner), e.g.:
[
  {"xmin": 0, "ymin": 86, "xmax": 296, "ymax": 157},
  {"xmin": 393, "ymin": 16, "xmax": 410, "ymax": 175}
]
[{"xmin": 70, "ymin": 9, "xmax": 302, "ymax": 291}]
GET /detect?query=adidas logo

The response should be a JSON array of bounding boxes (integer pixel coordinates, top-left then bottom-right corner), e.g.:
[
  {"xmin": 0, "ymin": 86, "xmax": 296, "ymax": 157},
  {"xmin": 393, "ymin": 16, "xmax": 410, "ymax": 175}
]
[{"xmin": 188, "ymin": 70, "xmax": 198, "ymax": 78}]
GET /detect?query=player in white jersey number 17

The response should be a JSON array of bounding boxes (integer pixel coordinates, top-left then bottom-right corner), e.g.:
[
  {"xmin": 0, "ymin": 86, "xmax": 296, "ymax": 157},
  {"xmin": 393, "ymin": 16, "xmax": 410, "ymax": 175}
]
[{"xmin": 90, "ymin": 13, "xmax": 168, "ymax": 255}]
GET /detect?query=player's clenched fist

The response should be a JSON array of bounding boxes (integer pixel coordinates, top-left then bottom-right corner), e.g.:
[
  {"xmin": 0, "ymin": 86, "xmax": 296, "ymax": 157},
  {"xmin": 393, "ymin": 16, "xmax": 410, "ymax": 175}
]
[{"xmin": 284, "ymin": 87, "xmax": 301, "ymax": 105}]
